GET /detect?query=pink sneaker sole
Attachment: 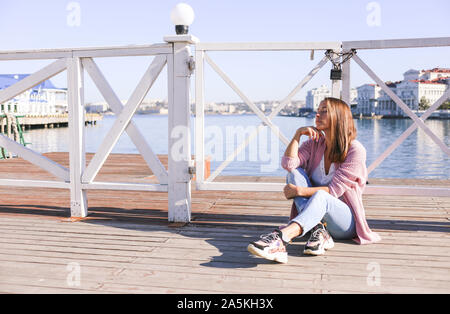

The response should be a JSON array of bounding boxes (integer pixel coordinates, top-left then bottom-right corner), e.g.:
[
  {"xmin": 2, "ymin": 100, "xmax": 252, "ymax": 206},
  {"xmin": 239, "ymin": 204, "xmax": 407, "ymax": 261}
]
[{"xmin": 247, "ymin": 243, "xmax": 288, "ymax": 264}]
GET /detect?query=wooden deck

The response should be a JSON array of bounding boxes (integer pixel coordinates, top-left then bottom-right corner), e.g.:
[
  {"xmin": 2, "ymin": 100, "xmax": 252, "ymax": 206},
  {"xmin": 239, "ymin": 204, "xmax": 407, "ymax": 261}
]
[{"xmin": 0, "ymin": 153, "xmax": 449, "ymax": 294}]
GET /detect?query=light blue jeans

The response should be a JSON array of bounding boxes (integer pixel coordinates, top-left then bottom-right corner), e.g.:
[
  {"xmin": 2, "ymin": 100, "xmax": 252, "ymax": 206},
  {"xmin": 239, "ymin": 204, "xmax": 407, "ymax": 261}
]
[{"xmin": 286, "ymin": 167, "xmax": 357, "ymax": 240}]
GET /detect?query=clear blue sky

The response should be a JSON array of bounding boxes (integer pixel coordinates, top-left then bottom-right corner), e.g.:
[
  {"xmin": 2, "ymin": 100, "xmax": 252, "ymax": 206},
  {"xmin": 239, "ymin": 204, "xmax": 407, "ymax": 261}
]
[{"xmin": 1, "ymin": 0, "xmax": 449, "ymax": 103}]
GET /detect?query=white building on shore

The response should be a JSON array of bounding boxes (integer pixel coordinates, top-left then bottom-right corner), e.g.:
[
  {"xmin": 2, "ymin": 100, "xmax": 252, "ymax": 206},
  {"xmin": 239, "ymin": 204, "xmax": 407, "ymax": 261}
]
[
  {"xmin": 377, "ymin": 81, "xmax": 402, "ymax": 116},
  {"xmin": 356, "ymin": 68, "xmax": 450, "ymax": 117},
  {"xmin": 306, "ymin": 85, "xmax": 331, "ymax": 111},
  {"xmin": 355, "ymin": 84, "xmax": 381, "ymax": 116},
  {"xmin": 0, "ymin": 74, "xmax": 67, "ymax": 116},
  {"xmin": 85, "ymin": 102, "xmax": 110, "ymax": 113}
]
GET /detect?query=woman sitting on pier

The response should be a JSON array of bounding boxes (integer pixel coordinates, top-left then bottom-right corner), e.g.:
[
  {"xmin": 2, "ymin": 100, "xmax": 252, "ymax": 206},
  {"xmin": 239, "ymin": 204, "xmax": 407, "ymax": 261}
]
[{"xmin": 248, "ymin": 97, "xmax": 381, "ymax": 263}]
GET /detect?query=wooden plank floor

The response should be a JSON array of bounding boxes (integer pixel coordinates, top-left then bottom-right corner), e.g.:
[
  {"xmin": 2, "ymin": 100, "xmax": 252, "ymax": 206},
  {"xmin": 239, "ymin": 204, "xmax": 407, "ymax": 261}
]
[{"xmin": 0, "ymin": 153, "xmax": 449, "ymax": 294}]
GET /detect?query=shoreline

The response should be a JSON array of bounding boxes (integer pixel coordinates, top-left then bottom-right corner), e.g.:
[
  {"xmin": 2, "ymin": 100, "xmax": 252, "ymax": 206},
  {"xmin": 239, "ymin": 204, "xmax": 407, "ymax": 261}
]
[{"xmin": 109, "ymin": 112, "xmax": 450, "ymax": 120}]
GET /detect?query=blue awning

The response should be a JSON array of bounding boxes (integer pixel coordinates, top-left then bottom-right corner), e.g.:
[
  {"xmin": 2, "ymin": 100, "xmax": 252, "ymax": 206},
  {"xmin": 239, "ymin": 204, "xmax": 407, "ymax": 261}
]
[{"xmin": 0, "ymin": 74, "xmax": 64, "ymax": 91}]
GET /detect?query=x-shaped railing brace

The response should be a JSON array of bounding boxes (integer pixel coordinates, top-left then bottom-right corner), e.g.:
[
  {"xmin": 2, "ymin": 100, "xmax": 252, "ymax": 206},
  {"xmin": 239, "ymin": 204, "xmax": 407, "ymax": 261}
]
[
  {"xmin": 203, "ymin": 53, "xmax": 329, "ymax": 182},
  {"xmin": 351, "ymin": 54, "xmax": 450, "ymax": 174}
]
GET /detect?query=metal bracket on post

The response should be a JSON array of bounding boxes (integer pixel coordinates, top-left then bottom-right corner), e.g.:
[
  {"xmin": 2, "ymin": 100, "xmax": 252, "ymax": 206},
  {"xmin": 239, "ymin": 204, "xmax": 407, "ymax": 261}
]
[
  {"xmin": 188, "ymin": 165, "xmax": 196, "ymax": 180},
  {"xmin": 188, "ymin": 56, "xmax": 195, "ymax": 72},
  {"xmin": 164, "ymin": 34, "xmax": 199, "ymax": 223}
]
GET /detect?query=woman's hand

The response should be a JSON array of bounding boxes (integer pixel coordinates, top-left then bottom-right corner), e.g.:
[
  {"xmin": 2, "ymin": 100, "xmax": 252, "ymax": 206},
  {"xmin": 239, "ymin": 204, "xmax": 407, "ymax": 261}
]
[
  {"xmin": 295, "ymin": 126, "xmax": 323, "ymax": 142},
  {"xmin": 284, "ymin": 126, "xmax": 323, "ymax": 160},
  {"xmin": 283, "ymin": 184, "xmax": 303, "ymax": 199}
]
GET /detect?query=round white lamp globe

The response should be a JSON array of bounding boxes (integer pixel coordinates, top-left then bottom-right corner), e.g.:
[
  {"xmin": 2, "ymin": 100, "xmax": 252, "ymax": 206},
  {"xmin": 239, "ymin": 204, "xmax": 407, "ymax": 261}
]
[{"xmin": 170, "ymin": 3, "xmax": 195, "ymax": 35}]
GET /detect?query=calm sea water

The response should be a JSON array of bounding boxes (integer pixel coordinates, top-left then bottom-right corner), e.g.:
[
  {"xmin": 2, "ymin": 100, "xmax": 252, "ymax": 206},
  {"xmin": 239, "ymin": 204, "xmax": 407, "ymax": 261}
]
[{"xmin": 23, "ymin": 114, "xmax": 450, "ymax": 179}]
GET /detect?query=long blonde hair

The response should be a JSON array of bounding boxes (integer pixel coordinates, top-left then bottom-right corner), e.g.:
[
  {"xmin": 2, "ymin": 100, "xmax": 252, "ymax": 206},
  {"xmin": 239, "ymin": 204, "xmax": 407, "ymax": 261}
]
[{"xmin": 323, "ymin": 97, "xmax": 357, "ymax": 163}]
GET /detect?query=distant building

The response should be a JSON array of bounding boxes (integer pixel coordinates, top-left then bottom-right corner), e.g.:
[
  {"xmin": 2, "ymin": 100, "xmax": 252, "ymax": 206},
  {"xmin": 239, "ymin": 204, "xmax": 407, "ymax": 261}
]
[
  {"xmin": 356, "ymin": 84, "xmax": 381, "ymax": 116},
  {"xmin": 403, "ymin": 69, "xmax": 420, "ymax": 81},
  {"xmin": 413, "ymin": 68, "xmax": 449, "ymax": 109},
  {"xmin": 86, "ymin": 102, "xmax": 109, "ymax": 113},
  {"xmin": 306, "ymin": 85, "xmax": 331, "ymax": 111},
  {"xmin": 0, "ymin": 74, "xmax": 67, "ymax": 116},
  {"xmin": 377, "ymin": 81, "xmax": 402, "ymax": 116},
  {"xmin": 356, "ymin": 67, "xmax": 449, "ymax": 117},
  {"xmin": 205, "ymin": 102, "xmax": 220, "ymax": 113},
  {"xmin": 420, "ymin": 67, "xmax": 450, "ymax": 81},
  {"xmin": 348, "ymin": 88, "xmax": 358, "ymax": 108},
  {"xmin": 396, "ymin": 68, "xmax": 449, "ymax": 112}
]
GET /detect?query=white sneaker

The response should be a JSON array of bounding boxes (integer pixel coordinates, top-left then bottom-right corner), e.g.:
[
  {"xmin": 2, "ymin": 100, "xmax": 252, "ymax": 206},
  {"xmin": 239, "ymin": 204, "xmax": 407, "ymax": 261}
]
[
  {"xmin": 247, "ymin": 229, "xmax": 288, "ymax": 263},
  {"xmin": 303, "ymin": 223, "xmax": 334, "ymax": 256}
]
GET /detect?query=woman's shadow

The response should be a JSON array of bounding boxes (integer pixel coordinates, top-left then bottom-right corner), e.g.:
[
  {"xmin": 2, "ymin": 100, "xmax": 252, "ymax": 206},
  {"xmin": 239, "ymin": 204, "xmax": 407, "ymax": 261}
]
[{"xmin": 78, "ymin": 206, "xmax": 296, "ymax": 269}]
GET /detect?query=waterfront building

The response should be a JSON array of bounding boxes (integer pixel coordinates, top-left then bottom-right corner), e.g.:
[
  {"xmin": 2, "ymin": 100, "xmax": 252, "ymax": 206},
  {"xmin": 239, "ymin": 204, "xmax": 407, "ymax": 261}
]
[
  {"xmin": 349, "ymin": 88, "xmax": 358, "ymax": 107},
  {"xmin": 0, "ymin": 74, "xmax": 67, "ymax": 116},
  {"xmin": 86, "ymin": 102, "xmax": 109, "ymax": 113},
  {"xmin": 397, "ymin": 68, "xmax": 449, "ymax": 113},
  {"xmin": 397, "ymin": 68, "xmax": 449, "ymax": 116},
  {"xmin": 205, "ymin": 102, "xmax": 220, "ymax": 113},
  {"xmin": 420, "ymin": 67, "xmax": 450, "ymax": 81},
  {"xmin": 355, "ymin": 84, "xmax": 381, "ymax": 116},
  {"xmin": 356, "ymin": 67, "xmax": 449, "ymax": 117},
  {"xmin": 377, "ymin": 81, "xmax": 402, "ymax": 116},
  {"xmin": 306, "ymin": 85, "xmax": 331, "ymax": 111}
]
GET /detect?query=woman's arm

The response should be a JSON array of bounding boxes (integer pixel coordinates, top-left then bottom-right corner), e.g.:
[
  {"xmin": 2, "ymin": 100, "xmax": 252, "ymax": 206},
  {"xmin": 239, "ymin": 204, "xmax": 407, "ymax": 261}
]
[
  {"xmin": 284, "ymin": 184, "xmax": 329, "ymax": 199},
  {"xmin": 282, "ymin": 126, "xmax": 324, "ymax": 172},
  {"xmin": 284, "ymin": 130, "xmax": 302, "ymax": 158},
  {"xmin": 284, "ymin": 126, "xmax": 322, "ymax": 158}
]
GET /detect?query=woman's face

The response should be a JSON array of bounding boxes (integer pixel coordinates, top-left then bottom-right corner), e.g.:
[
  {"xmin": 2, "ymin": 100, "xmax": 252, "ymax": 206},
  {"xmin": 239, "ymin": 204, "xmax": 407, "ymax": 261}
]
[{"xmin": 315, "ymin": 101, "xmax": 330, "ymax": 131}]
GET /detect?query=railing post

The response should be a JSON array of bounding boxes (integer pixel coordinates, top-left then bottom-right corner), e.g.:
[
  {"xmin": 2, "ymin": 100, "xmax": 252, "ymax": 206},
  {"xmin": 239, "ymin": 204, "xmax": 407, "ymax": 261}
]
[
  {"xmin": 331, "ymin": 49, "xmax": 341, "ymax": 98},
  {"xmin": 67, "ymin": 57, "xmax": 88, "ymax": 217},
  {"xmin": 164, "ymin": 34, "xmax": 199, "ymax": 223},
  {"xmin": 195, "ymin": 49, "xmax": 205, "ymax": 188},
  {"xmin": 341, "ymin": 53, "xmax": 351, "ymax": 105}
]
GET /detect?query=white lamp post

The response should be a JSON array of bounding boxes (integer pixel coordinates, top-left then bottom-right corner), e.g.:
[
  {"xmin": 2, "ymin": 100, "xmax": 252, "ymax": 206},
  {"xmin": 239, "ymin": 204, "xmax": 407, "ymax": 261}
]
[
  {"xmin": 165, "ymin": 4, "xmax": 198, "ymax": 223},
  {"xmin": 170, "ymin": 3, "xmax": 195, "ymax": 35}
]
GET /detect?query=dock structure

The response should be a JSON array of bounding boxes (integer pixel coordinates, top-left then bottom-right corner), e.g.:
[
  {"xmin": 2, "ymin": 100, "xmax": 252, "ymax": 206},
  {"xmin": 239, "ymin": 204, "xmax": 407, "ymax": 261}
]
[
  {"xmin": 0, "ymin": 114, "xmax": 101, "ymax": 131},
  {"xmin": 0, "ymin": 153, "xmax": 449, "ymax": 294},
  {"xmin": 16, "ymin": 113, "xmax": 101, "ymax": 130}
]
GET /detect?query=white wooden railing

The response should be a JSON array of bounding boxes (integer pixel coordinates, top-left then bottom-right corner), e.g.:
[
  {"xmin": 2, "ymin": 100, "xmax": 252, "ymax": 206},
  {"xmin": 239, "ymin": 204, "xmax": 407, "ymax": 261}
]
[
  {"xmin": 195, "ymin": 37, "xmax": 450, "ymax": 199},
  {"xmin": 0, "ymin": 36, "xmax": 449, "ymax": 224},
  {"xmin": 0, "ymin": 35, "xmax": 198, "ymax": 222}
]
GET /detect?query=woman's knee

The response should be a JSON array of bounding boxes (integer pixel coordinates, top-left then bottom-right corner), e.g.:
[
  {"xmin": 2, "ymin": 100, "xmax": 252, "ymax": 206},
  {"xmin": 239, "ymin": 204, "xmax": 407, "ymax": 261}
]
[
  {"xmin": 307, "ymin": 190, "xmax": 330, "ymax": 208},
  {"xmin": 295, "ymin": 167, "xmax": 309, "ymax": 178},
  {"xmin": 311, "ymin": 189, "xmax": 328, "ymax": 199}
]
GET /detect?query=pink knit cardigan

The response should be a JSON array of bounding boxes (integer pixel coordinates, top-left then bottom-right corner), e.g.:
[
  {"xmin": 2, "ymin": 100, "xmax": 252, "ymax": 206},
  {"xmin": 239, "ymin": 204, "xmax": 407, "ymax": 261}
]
[{"xmin": 281, "ymin": 137, "xmax": 381, "ymax": 245}]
